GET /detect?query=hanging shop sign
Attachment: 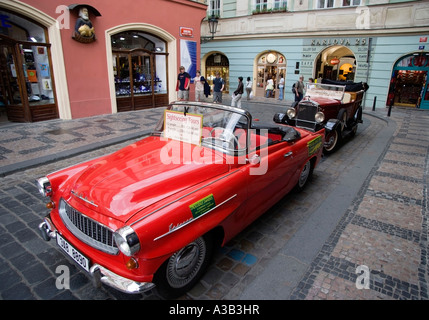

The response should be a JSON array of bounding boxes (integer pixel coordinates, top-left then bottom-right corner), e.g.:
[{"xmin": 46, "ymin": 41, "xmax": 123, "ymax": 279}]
[{"xmin": 330, "ymin": 58, "xmax": 340, "ymax": 65}]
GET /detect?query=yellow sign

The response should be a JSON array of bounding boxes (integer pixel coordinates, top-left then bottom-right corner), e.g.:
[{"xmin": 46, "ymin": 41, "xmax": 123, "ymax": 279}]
[{"xmin": 308, "ymin": 136, "xmax": 322, "ymax": 156}]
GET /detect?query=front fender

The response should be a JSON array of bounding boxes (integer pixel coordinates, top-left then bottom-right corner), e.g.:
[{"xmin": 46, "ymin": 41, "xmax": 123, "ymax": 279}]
[{"xmin": 325, "ymin": 119, "xmax": 341, "ymax": 133}]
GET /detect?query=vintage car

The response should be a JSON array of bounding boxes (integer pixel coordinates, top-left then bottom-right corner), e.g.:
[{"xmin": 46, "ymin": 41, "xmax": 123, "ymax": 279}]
[
  {"xmin": 37, "ymin": 102, "xmax": 324, "ymax": 298},
  {"xmin": 280, "ymin": 80, "xmax": 368, "ymax": 153}
]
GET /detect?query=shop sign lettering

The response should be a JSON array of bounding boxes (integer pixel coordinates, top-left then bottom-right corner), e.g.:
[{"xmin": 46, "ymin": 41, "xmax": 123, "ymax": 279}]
[{"xmin": 310, "ymin": 38, "xmax": 367, "ymax": 47}]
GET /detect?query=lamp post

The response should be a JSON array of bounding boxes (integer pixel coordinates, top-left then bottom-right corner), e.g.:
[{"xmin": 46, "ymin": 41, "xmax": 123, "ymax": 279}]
[{"xmin": 201, "ymin": 15, "xmax": 218, "ymax": 44}]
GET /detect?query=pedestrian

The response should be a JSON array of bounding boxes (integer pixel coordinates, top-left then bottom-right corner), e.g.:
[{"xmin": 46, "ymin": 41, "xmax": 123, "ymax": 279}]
[
  {"xmin": 246, "ymin": 77, "xmax": 253, "ymax": 100},
  {"xmin": 231, "ymin": 76, "xmax": 244, "ymax": 108},
  {"xmin": 265, "ymin": 76, "xmax": 274, "ymax": 98},
  {"xmin": 308, "ymin": 77, "xmax": 315, "ymax": 89},
  {"xmin": 278, "ymin": 74, "xmax": 285, "ymax": 100},
  {"xmin": 176, "ymin": 66, "xmax": 191, "ymax": 101},
  {"xmin": 294, "ymin": 75, "xmax": 305, "ymax": 102},
  {"xmin": 213, "ymin": 72, "xmax": 225, "ymax": 103},
  {"xmin": 193, "ymin": 70, "xmax": 205, "ymax": 102}
]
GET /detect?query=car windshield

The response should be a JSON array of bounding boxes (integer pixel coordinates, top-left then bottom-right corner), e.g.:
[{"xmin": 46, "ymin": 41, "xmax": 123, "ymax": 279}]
[
  {"xmin": 153, "ymin": 102, "xmax": 251, "ymax": 156},
  {"xmin": 305, "ymin": 82, "xmax": 345, "ymax": 101}
]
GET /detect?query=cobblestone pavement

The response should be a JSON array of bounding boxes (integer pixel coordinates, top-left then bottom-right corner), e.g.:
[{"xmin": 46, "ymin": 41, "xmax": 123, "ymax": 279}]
[
  {"xmin": 290, "ymin": 108, "xmax": 429, "ymax": 300},
  {"xmin": 0, "ymin": 109, "xmax": 165, "ymax": 176},
  {"xmin": 0, "ymin": 98, "xmax": 427, "ymax": 300}
]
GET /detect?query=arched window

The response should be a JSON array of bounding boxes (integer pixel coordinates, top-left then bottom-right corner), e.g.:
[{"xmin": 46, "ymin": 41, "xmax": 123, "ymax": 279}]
[{"xmin": 112, "ymin": 31, "xmax": 168, "ymax": 111}]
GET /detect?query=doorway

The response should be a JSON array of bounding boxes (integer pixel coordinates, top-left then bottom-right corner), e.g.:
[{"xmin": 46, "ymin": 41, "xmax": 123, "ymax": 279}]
[
  {"xmin": 255, "ymin": 52, "xmax": 286, "ymax": 98},
  {"xmin": 205, "ymin": 53, "xmax": 229, "ymax": 93},
  {"xmin": 314, "ymin": 46, "xmax": 356, "ymax": 82},
  {"xmin": 0, "ymin": 11, "xmax": 58, "ymax": 123},
  {"xmin": 387, "ymin": 53, "xmax": 429, "ymax": 109}
]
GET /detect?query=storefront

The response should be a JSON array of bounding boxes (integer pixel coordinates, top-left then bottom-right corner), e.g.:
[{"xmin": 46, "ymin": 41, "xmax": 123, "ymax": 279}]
[
  {"xmin": 0, "ymin": 0, "xmax": 207, "ymax": 122},
  {"xmin": 201, "ymin": 35, "xmax": 429, "ymax": 109},
  {"xmin": 388, "ymin": 52, "xmax": 429, "ymax": 109},
  {"xmin": 0, "ymin": 9, "xmax": 58, "ymax": 122}
]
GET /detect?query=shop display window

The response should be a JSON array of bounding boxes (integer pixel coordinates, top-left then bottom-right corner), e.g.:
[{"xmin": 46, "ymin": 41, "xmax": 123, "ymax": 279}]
[
  {"xmin": 112, "ymin": 31, "xmax": 168, "ymax": 111},
  {"xmin": 0, "ymin": 9, "xmax": 58, "ymax": 122}
]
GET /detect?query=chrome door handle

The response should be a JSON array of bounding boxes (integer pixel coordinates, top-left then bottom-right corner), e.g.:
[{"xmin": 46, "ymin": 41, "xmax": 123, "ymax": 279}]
[{"xmin": 284, "ymin": 151, "xmax": 293, "ymax": 158}]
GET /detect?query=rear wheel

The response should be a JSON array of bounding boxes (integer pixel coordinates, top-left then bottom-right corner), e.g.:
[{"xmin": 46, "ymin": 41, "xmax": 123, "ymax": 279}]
[{"xmin": 154, "ymin": 234, "xmax": 213, "ymax": 299}]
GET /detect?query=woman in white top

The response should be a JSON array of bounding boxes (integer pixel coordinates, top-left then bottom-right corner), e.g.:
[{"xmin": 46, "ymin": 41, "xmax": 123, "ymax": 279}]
[
  {"xmin": 193, "ymin": 70, "xmax": 205, "ymax": 102},
  {"xmin": 246, "ymin": 77, "xmax": 252, "ymax": 100}
]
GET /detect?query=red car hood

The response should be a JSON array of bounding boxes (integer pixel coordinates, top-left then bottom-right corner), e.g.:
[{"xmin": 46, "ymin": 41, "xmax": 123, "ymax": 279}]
[{"xmin": 68, "ymin": 136, "xmax": 229, "ymax": 223}]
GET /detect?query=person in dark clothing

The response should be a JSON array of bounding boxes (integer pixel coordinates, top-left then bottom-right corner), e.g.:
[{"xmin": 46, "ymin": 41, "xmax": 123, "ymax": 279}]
[
  {"xmin": 231, "ymin": 76, "xmax": 244, "ymax": 108},
  {"xmin": 176, "ymin": 66, "xmax": 191, "ymax": 101}
]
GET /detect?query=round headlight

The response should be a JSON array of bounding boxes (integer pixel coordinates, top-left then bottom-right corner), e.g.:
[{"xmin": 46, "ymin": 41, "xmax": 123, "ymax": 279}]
[
  {"xmin": 114, "ymin": 226, "xmax": 140, "ymax": 256},
  {"xmin": 315, "ymin": 112, "xmax": 325, "ymax": 124},
  {"xmin": 36, "ymin": 177, "xmax": 52, "ymax": 197},
  {"xmin": 286, "ymin": 107, "xmax": 296, "ymax": 119}
]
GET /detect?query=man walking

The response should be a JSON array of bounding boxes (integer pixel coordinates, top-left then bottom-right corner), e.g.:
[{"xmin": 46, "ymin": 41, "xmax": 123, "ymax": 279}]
[
  {"xmin": 213, "ymin": 72, "xmax": 225, "ymax": 103},
  {"xmin": 294, "ymin": 75, "xmax": 305, "ymax": 102}
]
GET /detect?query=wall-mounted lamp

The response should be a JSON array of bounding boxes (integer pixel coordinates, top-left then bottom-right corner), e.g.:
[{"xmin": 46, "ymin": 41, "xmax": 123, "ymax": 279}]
[{"xmin": 201, "ymin": 15, "xmax": 218, "ymax": 44}]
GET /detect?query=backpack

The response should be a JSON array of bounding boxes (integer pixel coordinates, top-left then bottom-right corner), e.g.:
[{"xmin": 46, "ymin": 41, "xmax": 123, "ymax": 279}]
[{"xmin": 292, "ymin": 82, "xmax": 296, "ymax": 93}]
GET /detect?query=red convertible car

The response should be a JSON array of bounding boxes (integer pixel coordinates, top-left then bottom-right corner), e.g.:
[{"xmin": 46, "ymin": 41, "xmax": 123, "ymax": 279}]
[{"xmin": 37, "ymin": 102, "xmax": 324, "ymax": 298}]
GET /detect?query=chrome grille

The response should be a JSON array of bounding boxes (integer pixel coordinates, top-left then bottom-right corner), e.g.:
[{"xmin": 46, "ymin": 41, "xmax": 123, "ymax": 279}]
[
  {"xmin": 59, "ymin": 199, "xmax": 118, "ymax": 255},
  {"xmin": 296, "ymin": 102, "xmax": 318, "ymax": 131}
]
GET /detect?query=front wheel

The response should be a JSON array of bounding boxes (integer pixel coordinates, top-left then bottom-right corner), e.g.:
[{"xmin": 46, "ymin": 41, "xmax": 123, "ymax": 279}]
[
  {"xmin": 324, "ymin": 127, "xmax": 340, "ymax": 154},
  {"xmin": 154, "ymin": 234, "xmax": 213, "ymax": 299}
]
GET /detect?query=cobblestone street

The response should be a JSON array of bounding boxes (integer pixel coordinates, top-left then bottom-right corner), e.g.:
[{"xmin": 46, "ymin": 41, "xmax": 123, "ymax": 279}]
[{"xmin": 0, "ymin": 102, "xmax": 427, "ymax": 300}]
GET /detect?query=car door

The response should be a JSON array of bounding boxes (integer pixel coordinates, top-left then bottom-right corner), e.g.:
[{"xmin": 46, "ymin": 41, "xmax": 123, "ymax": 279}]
[{"xmin": 227, "ymin": 138, "xmax": 302, "ymax": 233}]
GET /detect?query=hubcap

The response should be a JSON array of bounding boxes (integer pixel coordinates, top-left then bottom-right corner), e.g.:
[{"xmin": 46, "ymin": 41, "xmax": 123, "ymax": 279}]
[
  {"xmin": 324, "ymin": 131, "xmax": 338, "ymax": 151},
  {"xmin": 166, "ymin": 237, "xmax": 206, "ymax": 288}
]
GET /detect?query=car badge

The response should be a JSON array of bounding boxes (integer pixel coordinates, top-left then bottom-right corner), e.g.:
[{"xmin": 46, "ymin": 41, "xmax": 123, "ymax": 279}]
[{"xmin": 71, "ymin": 190, "xmax": 98, "ymax": 207}]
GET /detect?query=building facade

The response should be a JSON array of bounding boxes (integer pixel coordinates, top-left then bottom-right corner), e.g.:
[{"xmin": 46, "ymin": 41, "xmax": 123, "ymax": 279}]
[
  {"xmin": 201, "ymin": 0, "xmax": 429, "ymax": 109},
  {"xmin": 0, "ymin": 0, "xmax": 207, "ymax": 122}
]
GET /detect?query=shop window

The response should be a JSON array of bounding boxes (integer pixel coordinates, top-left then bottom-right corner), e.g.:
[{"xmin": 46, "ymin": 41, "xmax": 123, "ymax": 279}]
[
  {"xmin": 112, "ymin": 31, "xmax": 168, "ymax": 111},
  {"xmin": 0, "ymin": 9, "xmax": 57, "ymax": 122}
]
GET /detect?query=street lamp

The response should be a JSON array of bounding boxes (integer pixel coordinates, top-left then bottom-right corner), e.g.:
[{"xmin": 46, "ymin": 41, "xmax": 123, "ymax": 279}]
[{"xmin": 201, "ymin": 15, "xmax": 218, "ymax": 44}]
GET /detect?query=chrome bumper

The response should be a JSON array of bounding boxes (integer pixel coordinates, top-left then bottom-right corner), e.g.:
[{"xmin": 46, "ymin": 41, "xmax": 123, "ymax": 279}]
[{"xmin": 38, "ymin": 218, "xmax": 155, "ymax": 294}]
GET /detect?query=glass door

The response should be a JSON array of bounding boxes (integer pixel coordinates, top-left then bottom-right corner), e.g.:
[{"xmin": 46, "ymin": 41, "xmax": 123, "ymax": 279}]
[{"xmin": 420, "ymin": 72, "xmax": 429, "ymax": 109}]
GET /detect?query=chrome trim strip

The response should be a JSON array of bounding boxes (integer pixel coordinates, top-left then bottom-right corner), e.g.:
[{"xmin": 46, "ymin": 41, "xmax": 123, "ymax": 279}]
[
  {"xmin": 153, "ymin": 194, "xmax": 237, "ymax": 241},
  {"xmin": 130, "ymin": 169, "xmax": 241, "ymax": 227},
  {"xmin": 90, "ymin": 264, "xmax": 155, "ymax": 294},
  {"xmin": 71, "ymin": 190, "xmax": 98, "ymax": 207}
]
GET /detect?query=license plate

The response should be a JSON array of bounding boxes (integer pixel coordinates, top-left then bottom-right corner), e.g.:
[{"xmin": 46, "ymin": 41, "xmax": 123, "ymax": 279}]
[{"xmin": 56, "ymin": 233, "xmax": 90, "ymax": 272}]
